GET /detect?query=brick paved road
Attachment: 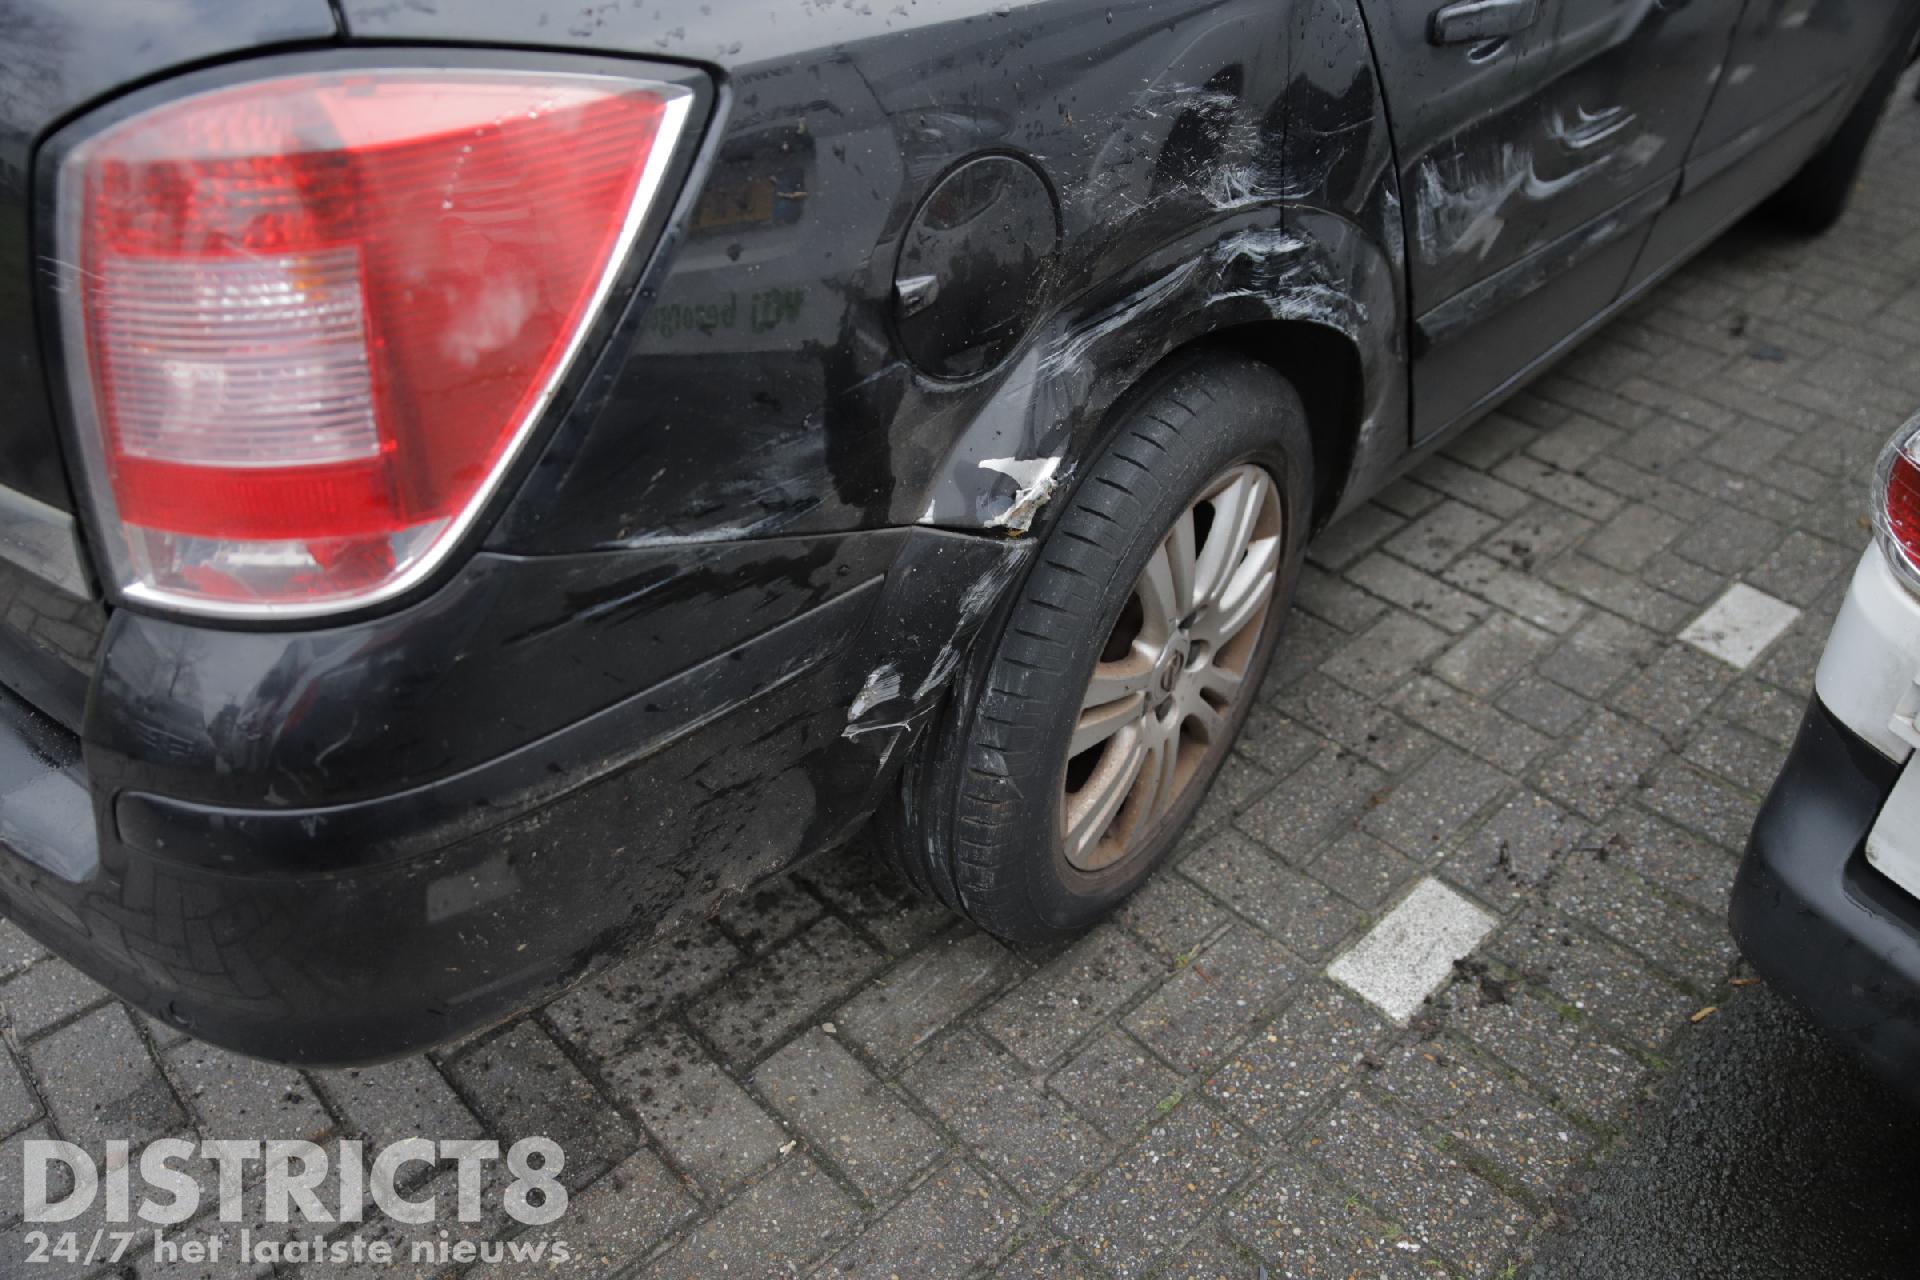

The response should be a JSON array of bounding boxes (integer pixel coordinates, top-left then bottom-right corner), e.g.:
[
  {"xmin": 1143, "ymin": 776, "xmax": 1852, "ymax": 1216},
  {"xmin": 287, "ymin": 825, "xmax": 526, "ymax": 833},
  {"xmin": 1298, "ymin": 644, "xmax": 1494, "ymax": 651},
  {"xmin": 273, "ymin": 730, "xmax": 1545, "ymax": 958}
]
[{"xmin": 7, "ymin": 78, "xmax": 1920, "ymax": 1280}]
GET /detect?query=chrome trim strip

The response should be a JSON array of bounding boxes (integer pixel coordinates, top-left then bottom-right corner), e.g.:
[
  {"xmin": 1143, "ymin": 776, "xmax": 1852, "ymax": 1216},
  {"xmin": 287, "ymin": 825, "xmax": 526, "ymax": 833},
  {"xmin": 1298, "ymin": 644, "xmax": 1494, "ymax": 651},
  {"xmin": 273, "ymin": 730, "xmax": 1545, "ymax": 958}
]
[{"xmin": 0, "ymin": 485, "xmax": 91, "ymax": 598}]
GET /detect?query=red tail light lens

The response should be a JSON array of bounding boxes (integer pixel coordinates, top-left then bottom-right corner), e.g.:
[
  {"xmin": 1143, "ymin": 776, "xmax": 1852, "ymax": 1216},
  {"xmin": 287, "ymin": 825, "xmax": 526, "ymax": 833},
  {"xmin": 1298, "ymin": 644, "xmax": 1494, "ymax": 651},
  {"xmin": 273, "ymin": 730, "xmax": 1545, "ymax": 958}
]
[
  {"xmin": 56, "ymin": 69, "xmax": 693, "ymax": 617},
  {"xmin": 1878, "ymin": 416, "xmax": 1920, "ymax": 594}
]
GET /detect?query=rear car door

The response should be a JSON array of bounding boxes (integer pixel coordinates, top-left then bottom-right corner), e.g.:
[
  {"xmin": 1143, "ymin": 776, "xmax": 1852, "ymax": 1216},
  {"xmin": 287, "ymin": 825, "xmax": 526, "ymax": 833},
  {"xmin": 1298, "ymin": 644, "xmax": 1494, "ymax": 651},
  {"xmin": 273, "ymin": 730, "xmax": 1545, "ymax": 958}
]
[
  {"xmin": 1631, "ymin": 0, "xmax": 1913, "ymax": 281},
  {"xmin": 1359, "ymin": 0, "xmax": 1746, "ymax": 437}
]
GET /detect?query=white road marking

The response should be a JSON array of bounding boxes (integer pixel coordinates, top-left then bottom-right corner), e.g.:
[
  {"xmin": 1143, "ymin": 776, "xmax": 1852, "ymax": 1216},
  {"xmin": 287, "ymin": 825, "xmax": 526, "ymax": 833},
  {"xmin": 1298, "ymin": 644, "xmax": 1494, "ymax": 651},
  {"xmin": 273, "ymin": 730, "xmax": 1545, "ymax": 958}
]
[
  {"xmin": 1679, "ymin": 583, "xmax": 1801, "ymax": 669},
  {"xmin": 1327, "ymin": 877, "xmax": 1497, "ymax": 1024}
]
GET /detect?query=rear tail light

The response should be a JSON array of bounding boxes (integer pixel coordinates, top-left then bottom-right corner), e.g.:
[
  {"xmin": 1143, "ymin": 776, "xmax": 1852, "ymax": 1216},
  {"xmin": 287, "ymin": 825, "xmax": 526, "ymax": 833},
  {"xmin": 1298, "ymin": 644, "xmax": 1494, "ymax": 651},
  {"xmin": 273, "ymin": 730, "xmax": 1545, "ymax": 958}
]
[
  {"xmin": 1876, "ymin": 414, "xmax": 1920, "ymax": 594},
  {"xmin": 55, "ymin": 68, "xmax": 694, "ymax": 617}
]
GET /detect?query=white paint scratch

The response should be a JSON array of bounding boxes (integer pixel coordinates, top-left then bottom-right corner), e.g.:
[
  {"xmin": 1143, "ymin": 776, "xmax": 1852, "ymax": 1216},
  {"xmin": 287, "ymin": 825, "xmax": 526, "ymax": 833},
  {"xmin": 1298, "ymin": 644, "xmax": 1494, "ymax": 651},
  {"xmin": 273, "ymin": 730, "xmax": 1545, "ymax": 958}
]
[{"xmin": 847, "ymin": 664, "xmax": 903, "ymax": 720}]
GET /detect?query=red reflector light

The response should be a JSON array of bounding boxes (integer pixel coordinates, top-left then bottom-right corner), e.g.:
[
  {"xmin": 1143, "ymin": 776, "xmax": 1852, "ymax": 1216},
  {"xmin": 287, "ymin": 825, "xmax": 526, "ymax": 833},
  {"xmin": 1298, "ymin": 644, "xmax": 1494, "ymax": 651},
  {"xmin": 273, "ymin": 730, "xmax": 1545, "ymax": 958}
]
[
  {"xmin": 1879, "ymin": 421, "xmax": 1920, "ymax": 588},
  {"xmin": 57, "ymin": 69, "xmax": 693, "ymax": 616}
]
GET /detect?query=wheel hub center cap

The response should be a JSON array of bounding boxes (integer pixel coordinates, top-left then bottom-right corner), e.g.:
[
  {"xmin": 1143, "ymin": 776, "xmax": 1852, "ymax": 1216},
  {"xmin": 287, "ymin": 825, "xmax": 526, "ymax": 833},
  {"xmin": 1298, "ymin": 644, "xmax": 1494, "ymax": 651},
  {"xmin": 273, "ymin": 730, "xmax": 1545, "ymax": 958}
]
[{"xmin": 1159, "ymin": 648, "xmax": 1186, "ymax": 696}]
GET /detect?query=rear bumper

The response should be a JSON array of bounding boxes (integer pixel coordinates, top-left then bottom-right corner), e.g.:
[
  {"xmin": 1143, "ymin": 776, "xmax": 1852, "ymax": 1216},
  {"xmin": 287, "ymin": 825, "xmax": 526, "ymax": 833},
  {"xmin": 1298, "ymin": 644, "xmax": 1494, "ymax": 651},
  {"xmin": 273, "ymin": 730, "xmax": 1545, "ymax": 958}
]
[
  {"xmin": 1730, "ymin": 696, "xmax": 1920, "ymax": 1094},
  {"xmin": 0, "ymin": 527, "xmax": 1025, "ymax": 1064}
]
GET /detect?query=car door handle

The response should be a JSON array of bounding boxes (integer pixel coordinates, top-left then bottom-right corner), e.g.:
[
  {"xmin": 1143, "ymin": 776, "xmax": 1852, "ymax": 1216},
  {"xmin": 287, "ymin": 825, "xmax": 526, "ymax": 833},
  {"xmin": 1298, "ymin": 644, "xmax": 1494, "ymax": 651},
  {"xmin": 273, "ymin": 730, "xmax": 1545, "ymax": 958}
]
[{"xmin": 1429, "ymin": 0, "xmax": 1541, "ymax": 45}]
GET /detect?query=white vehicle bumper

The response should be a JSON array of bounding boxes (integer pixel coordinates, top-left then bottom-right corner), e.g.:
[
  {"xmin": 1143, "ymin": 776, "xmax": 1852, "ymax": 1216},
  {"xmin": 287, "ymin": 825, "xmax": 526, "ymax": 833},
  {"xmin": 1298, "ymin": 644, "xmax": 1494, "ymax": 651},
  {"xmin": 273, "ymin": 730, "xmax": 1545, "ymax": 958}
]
[{"xmin": 1816, "ymin": 544, "xmax": 1920, "ymax": 899}]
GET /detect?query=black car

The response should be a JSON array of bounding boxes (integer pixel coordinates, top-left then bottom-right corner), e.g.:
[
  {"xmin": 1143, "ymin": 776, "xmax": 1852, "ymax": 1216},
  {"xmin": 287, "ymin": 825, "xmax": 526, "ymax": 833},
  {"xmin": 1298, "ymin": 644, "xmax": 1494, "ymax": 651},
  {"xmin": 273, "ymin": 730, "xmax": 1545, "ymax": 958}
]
[{"xmin": 0, "ymin": 0, "xmax": 1910, "ymax": 1064}]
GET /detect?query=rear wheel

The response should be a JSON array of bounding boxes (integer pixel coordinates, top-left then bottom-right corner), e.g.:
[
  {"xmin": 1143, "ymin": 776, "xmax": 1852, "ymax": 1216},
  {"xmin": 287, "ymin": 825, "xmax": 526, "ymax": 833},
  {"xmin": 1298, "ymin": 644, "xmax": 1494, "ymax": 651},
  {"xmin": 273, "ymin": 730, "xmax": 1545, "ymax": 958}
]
[{"xmin": 879, "ymin": 352, "xmax": 1313, "ymax": 942}]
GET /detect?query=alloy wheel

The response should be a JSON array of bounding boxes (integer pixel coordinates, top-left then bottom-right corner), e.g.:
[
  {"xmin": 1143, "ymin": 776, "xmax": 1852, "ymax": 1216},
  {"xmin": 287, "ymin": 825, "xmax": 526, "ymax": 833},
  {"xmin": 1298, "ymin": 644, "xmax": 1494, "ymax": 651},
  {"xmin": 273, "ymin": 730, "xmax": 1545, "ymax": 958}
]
[{"xmin": 1061, "ymin": 463, "xmax": 1284, "ymax": 872}]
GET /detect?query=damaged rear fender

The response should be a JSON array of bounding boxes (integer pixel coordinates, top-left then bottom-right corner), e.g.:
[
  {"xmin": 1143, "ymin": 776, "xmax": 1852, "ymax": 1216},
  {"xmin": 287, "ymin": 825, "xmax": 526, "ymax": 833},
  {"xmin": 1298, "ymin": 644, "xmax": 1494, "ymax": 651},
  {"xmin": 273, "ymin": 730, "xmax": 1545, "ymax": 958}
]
[{"xmin": 912, "ymin": 205, "xmax": 1402, "ymax": 536}]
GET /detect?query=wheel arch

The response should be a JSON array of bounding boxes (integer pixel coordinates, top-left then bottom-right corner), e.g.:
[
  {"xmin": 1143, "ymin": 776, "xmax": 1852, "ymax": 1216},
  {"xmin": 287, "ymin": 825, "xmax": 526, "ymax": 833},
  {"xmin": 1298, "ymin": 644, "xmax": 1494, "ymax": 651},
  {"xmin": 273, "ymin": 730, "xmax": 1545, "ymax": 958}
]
[{"xmin": 911, "ymin": 207, "xmax": 1404, "ymax": 543}]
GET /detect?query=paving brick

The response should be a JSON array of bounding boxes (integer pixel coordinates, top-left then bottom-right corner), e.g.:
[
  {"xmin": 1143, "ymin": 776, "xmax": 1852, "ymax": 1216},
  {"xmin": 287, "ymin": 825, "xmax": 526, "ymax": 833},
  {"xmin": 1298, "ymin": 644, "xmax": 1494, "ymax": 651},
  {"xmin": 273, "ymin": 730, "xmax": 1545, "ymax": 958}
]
[
  {"xmin": 1639, "ymin": 760, "xmax": 1762, "ymax": 850},
  {"xmin": 315, "ymin": 1056, "xmax": 482, "ymax": 1146},
  {"xmin": 1182, "ymin": 832, "xmax": 1362, "ymax": 958},
  {"xmin": 1538, "ymin": 613, "xmax": 1661, "ymax": 699},
  {"xmin": 1236, "ymin": 748, "xmax": 1390, "ymax": 865},
  {"xmin": 1541, "ymin": 555, "xmax": 1694, "ymax": 632},
  {"xmin": 901, "ymin": 1030, "xmax": 1107, "ymax": 1200},
  {"xmin": 1673, "ymin": 505, "xmax": 1785, "ymax": 576},
  {"xmin": 0, "ymin": 960, "xmax": 108, "ymax": 1040},
  {"xmin": 1049, "ymin": 1028, "xmax": 1182, "ymax": 1141},
  {"xmin": 165, "ymin": 1041, "xmax": 331, "ymax": 1141},
  {"xmin": 753, "ymin": 1028, "xmax": 942, "ymax": 1199},
  {"xmin": 30, "ymin": 1005, "xmax": 181, "ymax": 1149},
  {"xmin": 1534, "ymin": 711, "xmax": 1667, "ymax": 821},
  {"xmin": 1439, "ymin": 978, "xmax": 1644, "ymax": 1126},
  {"xmin": 1361, "ymin": 748, "xmax": 1509, "ymax": 858},
  {"xmin": 1152, "ymin": 1226, "xmax": 1271, "ymax": 1279},
  {"xmin": 1484, "ymin": 503, "xmax": 1596, "ymax": 572},
  {"xmin": 645, "ymin": 1155, "xmax": 859, "ymax": 1279},
  {"xmin": 1309, "ymin": 831, "xmax": 1422, "ymax": 910},
  {"xmin": 1497, "ymin": 674, "xmax": 1593, "ymax": 737},
  {"xmin": 0, "ymin": 1047, "xmax": 37, "ymax": 1137},
  {"xmin": 1492, "ymin": 912, "xmax": 1694, "ymax": 1050},
  {"xmin": 466, "ymin": 1150, "xmax": 696, "ymax": 1280},
  {"xmin": 1433, "ymin": 613, "xmax": 1553, "ymax": 698},
  {"xmin": 1609, "ymin": 644, "xmax": 1737, "ymax": 738},
  {"xmin": 712, "ymin": 878, "xmax": 823, "ymax": 955},
  {"xmin": 979, "ymin": 925, "xmax": 1162, "ymax": 1069},
  {"xmin": 1295, "ymin": 562, "xmax": 1389, "ymax": 633},
  {"xmin": 1439, "ymin": 792, "xmax": 1591, "ymax": 912},
  {"xmin": 1272, "ymin": 672, "xmax": 1434, "ymax": 774},
  {"xmin": 991, "ymin": 1229, "xmax": 1102, "ymax": 1277},
  {"xmin": 1228, "ymin": 703, "xmax": 1320, "ymax": 776},
  {"xmin": 0, "ymin": 920, "xmax": 45, "ymax": 979},
  {"xmin": 1545, "ymin": 851, "xmax": 1735, "ymax": 992},
  {"xmin": 546, "ymin": 923, "xmax": 742, "ymax": 1060},
  {"xmin": 1269, "ymin": 611, "xmax": 1354, "ymax": 690},
  {"xmin": 1383, "ymin": 500, "xmax": 1504, "ymax": 573},
  {"xmin": 836, "ymin": 929, "xmax": 1023, "ymax": 1068},
  {"xmin": 1346, "ymin": 552, "xmax": 1490, "ymax": 633},
  {"xmin": 1640, "ymin": 547, "xmax": 1731, "ymax": 604},
  {"xmin": 1682, "ymin": 717, "xmax": 1791, "ymax": 793},
  {"xmin": 1523, "ymin": 412, "xmax": 1626, "ymax": 474},
  {"xmin": 1225, "ymin": 1157, "xmax": 1429, "ymax": 1279},
  {"xmin": 1114, "ymin": 873, "xmax": 1233, "ymax": 963},
  {"xmin": 1373, "ymin": 1041, "xmax": 1592, "ymax": 1200},
  {"xmin": 1320, "ymin": 611, "xmax": 1450, "ymax": 698},
  {"xmin": 1203, "ymin": 983, "xmax": 1390, "ymax": 1140},
  {"xmin": 1494, "ymin": 454, "xmax": 1625, "ymax": 519},
  {"xmin": 1309, "ymin": 1089, "xmax": 1530, "ymax": 1273},
  {"xmin": 604, "ymin": 1022, "xmax": 787, "ymax": 1196},
  {"xmin": 1123, "ymin": 926, "xmax": 1301, "ymax": 1072},
  {"xmin": 1390, "ymin": 675, "xmax": 1551, "ymax": 773},
  {"xmin": 1412, "ymin": 454, "xmax": 1533, "ymax": 519},
  {"xmin": 1591, "ymin": 807, "xmax": 1739, "ymax": 917},
  {"xmin": 819, "ymin": 1160, "xmax": 1021, "ymax": 1279},
  {"xmin": 1581, "ymin": 502, "xmax": 1688, "ymax": 573},
  {"xmin": 1443, "ymin": 552, "xmax": 1587, "ymax": 633},
  {"xmin": 799, "ymin": 843, "xmax": 951, "ymax": 956},
  {"xmin": 687, "ymin": 916, "xmax": 884, "ymax": 1065},
  {"xmin": 1053, "ymin": 1104, "xmax": 1261, "ymax": 1280},
  {"xmin": 448, "ymin": 1021, "xmax": 636, "ymax": 1184}
]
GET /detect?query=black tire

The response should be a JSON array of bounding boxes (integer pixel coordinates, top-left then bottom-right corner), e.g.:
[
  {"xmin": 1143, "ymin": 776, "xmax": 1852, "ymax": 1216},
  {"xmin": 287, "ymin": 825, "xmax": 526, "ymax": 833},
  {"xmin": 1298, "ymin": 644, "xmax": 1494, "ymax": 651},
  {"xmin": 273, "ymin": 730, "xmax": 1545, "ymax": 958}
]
[
  {"xmin": 878, "ymin": 351, "xmax": 1313, "ymax": 942},
  {"xmin": 1765, "ymin": 48, "xmax": 1908, "ymax": 234}
]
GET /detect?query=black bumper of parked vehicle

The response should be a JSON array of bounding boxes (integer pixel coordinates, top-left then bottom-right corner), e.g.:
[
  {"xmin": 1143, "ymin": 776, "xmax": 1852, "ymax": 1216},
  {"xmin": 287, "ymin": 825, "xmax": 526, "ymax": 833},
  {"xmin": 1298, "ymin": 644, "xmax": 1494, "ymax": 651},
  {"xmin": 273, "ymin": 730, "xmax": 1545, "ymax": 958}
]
[
  {"xmin": 1731, "ymin": 696, "xmax": 1920, "ymax": 1095},
  {"xmin": 0, "ymin": 528, "xmax": 1027, "ymax": 1065}
]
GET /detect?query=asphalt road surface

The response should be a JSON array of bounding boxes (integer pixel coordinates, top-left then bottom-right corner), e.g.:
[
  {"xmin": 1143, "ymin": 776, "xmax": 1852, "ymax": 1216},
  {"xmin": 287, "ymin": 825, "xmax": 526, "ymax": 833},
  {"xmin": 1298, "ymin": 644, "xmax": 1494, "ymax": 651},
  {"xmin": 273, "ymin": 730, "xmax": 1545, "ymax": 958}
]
[{"xmin": 1527, "ymin": 983, "xmax": 1920, "ymax": 1279}]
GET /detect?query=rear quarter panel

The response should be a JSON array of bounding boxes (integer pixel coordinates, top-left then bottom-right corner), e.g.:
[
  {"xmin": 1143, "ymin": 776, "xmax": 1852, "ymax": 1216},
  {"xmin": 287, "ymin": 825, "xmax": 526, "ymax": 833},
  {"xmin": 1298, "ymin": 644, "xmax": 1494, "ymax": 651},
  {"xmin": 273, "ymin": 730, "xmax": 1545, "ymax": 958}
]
[{"xmin": 339, "ymin": 0, "xmax": 1410, "ymax": 550}]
